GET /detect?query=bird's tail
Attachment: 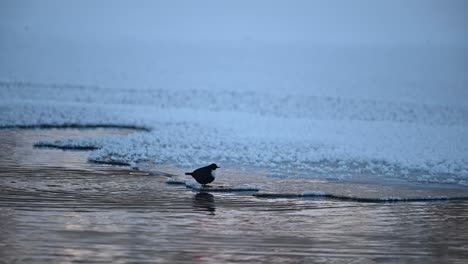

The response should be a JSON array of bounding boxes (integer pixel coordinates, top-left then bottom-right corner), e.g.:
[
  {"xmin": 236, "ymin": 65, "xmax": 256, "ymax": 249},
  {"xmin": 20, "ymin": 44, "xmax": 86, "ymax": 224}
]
[{"xmin": 185, "ymin": 172, "xmax": 192, "ymax": 175}]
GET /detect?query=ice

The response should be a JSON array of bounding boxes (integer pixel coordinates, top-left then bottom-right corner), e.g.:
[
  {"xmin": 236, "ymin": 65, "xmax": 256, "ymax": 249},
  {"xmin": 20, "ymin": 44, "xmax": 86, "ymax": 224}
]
[
  {"xmin": 302, "ymin": 191, "xmax": 327, "ymax": 196},
  {"xmin": 184, "ymin": 181, "xmax": 261, "ymax": 192},
  {"xmin": 167, "ymin": 178, "xmax": 261, "ymax": 192},
  {"xmin": 34, "ymin": 137, "xmax": 106, "ymax": 150},
  {"xmin": 254, "ymin": 192, "xmax": 468, "ymax": 203},
  {"xmin": 166, "ymin": 178, "xmax": 187, "ymax": 185},
  {"xmin": 3, "ymin": 79, "xmax": 468, "ymax": 185},
  {"xmin": 1, "ymin": 1, "xmax": 467, "ymax": 187},
  {"xmin": 22, "ymin": 102, "xmax": 468, "ymax": 186}
]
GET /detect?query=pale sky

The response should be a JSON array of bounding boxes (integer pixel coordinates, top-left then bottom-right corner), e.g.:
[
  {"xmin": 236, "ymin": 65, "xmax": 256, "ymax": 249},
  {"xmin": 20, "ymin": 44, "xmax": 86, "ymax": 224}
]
[{"xmin": 1, "ymin": 0, "xmax": 467, "ymax": 45}]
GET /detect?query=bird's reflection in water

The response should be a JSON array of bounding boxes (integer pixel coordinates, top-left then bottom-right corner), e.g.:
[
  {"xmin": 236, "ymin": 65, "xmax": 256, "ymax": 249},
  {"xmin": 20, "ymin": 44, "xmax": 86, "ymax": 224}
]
[{"xmin": 192, "ymin": 192, "xmax": 216, "ymax": 215}]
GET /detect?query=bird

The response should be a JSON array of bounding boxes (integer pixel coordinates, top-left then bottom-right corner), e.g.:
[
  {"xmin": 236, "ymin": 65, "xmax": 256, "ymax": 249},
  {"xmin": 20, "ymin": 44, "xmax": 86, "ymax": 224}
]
[{"xmin": 185, "ymin": 163, "xmax": 220, "ymax": 186}]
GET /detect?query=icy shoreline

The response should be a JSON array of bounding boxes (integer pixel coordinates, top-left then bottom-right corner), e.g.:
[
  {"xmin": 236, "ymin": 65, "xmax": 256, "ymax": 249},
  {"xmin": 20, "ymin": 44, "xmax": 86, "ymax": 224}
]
[
  {"xmin": 3, "ymin": 79, "xmax": 467, "ymax": 186},
  {"xmin": 2, "ymin": 41, "xmax": 468, "ymax": 187}
]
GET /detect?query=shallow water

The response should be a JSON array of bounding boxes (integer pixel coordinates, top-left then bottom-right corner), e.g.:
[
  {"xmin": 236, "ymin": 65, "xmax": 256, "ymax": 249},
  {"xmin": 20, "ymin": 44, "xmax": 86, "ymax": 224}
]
[{"xmin": 1, "ymin": 129, "xmax": 468, "ymax": 263}]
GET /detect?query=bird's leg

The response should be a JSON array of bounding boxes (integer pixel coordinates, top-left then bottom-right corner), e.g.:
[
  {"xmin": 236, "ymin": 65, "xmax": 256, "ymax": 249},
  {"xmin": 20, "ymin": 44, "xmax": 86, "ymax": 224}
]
[{"xmin": 202, "ymin": 184, "xmax": 211, "ymax": 188}]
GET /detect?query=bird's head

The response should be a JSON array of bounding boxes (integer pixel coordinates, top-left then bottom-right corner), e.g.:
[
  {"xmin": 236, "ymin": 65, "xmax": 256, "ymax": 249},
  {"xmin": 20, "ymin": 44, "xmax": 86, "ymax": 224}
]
[{"xmin": 209, "ymin": 163, "xmax": 220, "ymax": 170}]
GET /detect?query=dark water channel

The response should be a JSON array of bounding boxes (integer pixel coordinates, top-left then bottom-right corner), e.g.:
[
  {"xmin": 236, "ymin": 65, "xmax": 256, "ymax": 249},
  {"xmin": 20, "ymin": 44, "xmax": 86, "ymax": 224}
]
[{"xmin": 1, "ymin": 129, "xmax": 468, "ymax": 264}]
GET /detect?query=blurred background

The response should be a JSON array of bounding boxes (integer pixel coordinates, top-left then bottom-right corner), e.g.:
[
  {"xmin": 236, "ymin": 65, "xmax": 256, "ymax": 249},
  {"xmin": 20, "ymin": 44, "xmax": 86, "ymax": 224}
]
[{"xmin": 1, "ymin": 0, "xmax": 467, "ymax": 102}]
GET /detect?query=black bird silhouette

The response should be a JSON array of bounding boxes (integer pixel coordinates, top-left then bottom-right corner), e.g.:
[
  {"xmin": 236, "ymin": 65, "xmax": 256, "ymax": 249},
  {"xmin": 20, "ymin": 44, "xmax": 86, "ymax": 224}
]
[{"xmin": 185, "ymin": 163, "xmax": 220, "ymax": 186}]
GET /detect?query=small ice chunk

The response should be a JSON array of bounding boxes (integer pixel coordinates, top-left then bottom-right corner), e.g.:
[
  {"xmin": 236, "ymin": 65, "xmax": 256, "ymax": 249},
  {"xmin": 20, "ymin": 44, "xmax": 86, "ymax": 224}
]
[
  {"xmin": 185, "ymin": 180, "xmax": 202, "ymax": 189},
  {"xmin": 129, "ymin": 161, "xmax": 138, "ymax": 170},
  {"xmin": 230, "ymin": 185, "xmax": 262, "ymax": 191},
  {"xmin": 302, "ymin": 191, "xmax": 326, "ymax": 196},
  {"xmin": 184, "ymin": 182, "xmax": 261, "ymax": 192},
  {"xmin": 166, "ymin": 178, "xmax": 187, "ymax": 185}
]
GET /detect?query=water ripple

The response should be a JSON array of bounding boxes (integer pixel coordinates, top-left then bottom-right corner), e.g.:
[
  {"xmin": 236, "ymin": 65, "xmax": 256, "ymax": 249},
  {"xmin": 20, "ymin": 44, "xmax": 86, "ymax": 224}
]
[{"xmin": 1, "ymin": 129, "xmax": 468, "ymax": 263}]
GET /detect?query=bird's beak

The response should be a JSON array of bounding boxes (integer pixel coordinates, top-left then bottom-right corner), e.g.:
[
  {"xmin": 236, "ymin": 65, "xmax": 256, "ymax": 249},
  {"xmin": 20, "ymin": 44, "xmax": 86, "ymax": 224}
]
[{"xmin": 216, "ymin": 165, "xmax": 220, "ymax": 168}]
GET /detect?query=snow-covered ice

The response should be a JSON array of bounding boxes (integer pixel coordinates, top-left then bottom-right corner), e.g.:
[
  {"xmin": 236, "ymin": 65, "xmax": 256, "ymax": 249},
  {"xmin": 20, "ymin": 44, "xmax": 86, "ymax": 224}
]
[
  {"xmin": 1, "ymin": 1, "xmax": 467, "ymax": 186},
  {"xmin": 11, "ymin": 78, "xmax": 468, "ymax": 186}
]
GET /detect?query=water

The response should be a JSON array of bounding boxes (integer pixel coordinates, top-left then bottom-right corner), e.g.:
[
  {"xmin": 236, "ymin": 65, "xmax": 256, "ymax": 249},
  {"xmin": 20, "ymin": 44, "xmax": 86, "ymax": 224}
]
[{"xmin": 1, "ymin": 129, "xmax": 468, "ymax": 263}]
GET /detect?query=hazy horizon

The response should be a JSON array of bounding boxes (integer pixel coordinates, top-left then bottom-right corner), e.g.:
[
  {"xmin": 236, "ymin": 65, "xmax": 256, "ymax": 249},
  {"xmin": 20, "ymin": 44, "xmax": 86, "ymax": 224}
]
[{"xmin": 1, "ymin": 0, "xmax": 467, "ymax": 45}]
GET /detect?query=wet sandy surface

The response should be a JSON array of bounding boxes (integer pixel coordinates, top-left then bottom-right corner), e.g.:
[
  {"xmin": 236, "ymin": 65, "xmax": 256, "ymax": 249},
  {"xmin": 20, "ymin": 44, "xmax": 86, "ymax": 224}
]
[{"xmin": 1, "ymin": 128, "xmax": 468, "ymax": 263}]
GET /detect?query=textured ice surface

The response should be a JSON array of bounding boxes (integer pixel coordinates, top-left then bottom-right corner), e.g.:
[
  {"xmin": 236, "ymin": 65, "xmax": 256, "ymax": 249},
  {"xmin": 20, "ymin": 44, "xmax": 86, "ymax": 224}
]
[
  {"xmin": 9, "ymin": 75, "xmax": 467, "ymax": 186},
  {"xmin": 3, "ymin": 68, "xmax": 468, "ymax": 186},
  {"xmin": 1, "ymin": 2, "xmax": 467, "ymax": 187}
]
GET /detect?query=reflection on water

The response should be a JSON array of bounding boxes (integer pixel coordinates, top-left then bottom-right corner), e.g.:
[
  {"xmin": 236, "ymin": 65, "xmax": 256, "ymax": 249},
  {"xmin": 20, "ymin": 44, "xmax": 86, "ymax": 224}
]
[
  {"xmin": 1, "ymin": 129, "xmax": 468, "ymax": 263},
  {"xmin": 193, "ymin": 193, "xmax": 216, "ymax": 214},
  {"xmin": 0, "ymin": 128, "xmax": 135, "ymax": 169}
]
